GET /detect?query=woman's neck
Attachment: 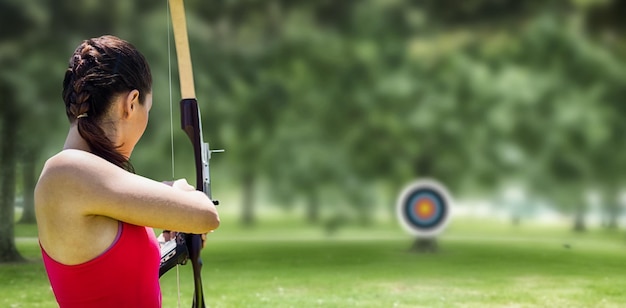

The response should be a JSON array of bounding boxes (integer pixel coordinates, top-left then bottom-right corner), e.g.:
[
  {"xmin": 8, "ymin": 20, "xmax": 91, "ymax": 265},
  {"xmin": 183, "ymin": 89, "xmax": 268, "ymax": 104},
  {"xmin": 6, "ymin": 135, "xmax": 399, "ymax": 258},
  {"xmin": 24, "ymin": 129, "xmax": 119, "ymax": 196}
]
[
  {"xmin": 64, "ymin": 123, "xmax": 133, "ymax": 159},
  {"xmin": 63, "ymin": 125, "xmax": 91, "ymax": 152}
]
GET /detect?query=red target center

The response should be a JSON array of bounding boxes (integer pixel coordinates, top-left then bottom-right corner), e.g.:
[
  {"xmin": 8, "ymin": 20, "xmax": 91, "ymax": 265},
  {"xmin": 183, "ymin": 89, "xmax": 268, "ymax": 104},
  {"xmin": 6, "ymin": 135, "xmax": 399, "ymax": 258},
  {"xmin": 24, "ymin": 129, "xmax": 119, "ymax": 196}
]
[{"xmin": 413, "ymin": 198, "xmax": 435, "ymax": 219}]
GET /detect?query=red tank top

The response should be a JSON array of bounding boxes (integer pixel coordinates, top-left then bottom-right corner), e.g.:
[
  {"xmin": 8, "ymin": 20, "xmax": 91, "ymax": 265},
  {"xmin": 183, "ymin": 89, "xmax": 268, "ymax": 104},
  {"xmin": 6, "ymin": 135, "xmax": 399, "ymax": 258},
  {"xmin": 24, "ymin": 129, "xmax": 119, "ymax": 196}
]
[{"xmin": 41, "ymin": 222, "xmax": 162, "ymax": 308}]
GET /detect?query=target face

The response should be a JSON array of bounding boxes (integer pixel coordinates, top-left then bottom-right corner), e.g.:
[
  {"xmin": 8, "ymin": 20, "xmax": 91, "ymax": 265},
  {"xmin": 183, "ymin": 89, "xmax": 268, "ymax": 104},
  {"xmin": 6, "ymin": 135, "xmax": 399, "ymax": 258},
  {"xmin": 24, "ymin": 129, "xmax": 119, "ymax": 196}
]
[{"xmin": 396, "ymin": 179, "xmax": 452, "ymax": 237}]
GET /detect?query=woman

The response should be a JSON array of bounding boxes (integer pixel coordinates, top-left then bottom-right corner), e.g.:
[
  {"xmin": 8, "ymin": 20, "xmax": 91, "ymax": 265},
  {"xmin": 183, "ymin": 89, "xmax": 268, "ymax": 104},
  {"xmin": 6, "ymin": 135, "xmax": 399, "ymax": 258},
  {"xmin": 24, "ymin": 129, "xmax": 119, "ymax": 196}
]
[{"xmin": 35, "ymin": 35, "xmax": 219, "ymax": 307}]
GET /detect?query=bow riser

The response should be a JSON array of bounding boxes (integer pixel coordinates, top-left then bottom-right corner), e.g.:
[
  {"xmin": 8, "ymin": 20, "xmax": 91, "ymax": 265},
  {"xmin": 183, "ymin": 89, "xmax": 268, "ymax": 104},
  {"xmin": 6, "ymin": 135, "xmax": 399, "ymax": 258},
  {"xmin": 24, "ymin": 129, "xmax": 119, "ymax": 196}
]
[
  {"xmin": 180, "ymin": 98, "xmax": 211, "ymax": 197},
  {"xmin": 180, "ymin": 98, "xmax": 207, "ymax": 308}
]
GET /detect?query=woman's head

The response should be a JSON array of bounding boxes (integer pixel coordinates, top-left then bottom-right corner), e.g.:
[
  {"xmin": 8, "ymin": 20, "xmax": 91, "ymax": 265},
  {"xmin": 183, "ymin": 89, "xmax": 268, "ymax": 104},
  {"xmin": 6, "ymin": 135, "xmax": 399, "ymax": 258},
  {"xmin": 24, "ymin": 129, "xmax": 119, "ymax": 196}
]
[{"xmin": 62, "ymin": 35, "xmax": 152, "ymax": 171}]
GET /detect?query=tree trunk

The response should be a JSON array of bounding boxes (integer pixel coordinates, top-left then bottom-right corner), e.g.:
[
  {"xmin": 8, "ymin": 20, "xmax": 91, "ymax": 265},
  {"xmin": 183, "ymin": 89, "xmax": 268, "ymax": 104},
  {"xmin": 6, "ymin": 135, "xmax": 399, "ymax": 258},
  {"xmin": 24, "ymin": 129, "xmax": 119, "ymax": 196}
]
[
  {"xmin": 604, "ymin": 202, "xmax": 619, "ymax": 230},
  {"xmin": 0, "ymin": 87, "xmax": 24, "ymax": 262},
  {"xmin": 19, "ymin": 149, "xmax": 37, "ymax": 224},
  {"xmin": 306, "ymin": 191, "xmax": 319, "ymax": 224},
  {"xmin": 572, "ymin": 204, "xmax": 586, "ymax": 232},
  {"xmin": 240, "ymin": 172, "xmax": 255, "ymax": 227}
]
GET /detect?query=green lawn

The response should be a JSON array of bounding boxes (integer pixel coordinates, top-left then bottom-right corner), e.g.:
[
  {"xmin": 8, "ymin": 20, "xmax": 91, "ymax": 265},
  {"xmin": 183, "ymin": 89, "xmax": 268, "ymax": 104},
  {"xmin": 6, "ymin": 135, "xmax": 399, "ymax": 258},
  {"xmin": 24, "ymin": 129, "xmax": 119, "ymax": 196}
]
[{"xmin": 3, "ymin": 217, "xmax": 626, "ymax": 307}]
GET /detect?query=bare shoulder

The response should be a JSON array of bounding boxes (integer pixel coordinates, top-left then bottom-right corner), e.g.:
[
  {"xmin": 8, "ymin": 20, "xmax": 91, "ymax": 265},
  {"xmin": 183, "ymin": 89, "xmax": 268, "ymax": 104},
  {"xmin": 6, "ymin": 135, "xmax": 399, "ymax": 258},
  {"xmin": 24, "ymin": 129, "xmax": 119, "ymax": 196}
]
[
  {"xmin": 42, "ymin": 149, "xmax": 117, "ymax": 176},
  {"xmin": 36, "ymin": 149, "xmax": 125, "ymax": 213},
  {"xmin": 38, "ymin": 149, "xmax": 125, "ymax": 189}
]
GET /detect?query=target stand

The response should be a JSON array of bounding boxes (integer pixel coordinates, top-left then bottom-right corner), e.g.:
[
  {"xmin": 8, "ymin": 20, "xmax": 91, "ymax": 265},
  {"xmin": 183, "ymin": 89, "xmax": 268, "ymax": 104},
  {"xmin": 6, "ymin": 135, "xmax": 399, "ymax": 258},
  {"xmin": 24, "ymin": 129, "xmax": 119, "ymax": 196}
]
[{"xmin": 396, "ymin": 179, "xmax": 453, "ymax": 253}]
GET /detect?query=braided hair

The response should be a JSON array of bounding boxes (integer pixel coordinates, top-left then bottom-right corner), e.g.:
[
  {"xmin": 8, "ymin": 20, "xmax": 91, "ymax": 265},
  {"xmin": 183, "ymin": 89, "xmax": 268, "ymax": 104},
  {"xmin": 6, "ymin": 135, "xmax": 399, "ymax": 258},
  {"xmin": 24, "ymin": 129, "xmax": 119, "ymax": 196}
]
[{"xmin": 62, "ymin": 35, "xmax": 152, "ymax": 172}]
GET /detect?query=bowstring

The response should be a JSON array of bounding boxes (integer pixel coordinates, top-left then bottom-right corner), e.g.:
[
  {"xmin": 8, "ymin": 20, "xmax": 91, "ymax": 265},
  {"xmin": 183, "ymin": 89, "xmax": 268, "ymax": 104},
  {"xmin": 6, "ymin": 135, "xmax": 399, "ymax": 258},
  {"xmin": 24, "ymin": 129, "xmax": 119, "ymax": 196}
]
[
  {"xmin": 166, "ymin": 1, "xmax": 182, "ymax": 307},
  {"xmin": 167, "ymin": 0, "xmax": 175, "ymax": 180}
]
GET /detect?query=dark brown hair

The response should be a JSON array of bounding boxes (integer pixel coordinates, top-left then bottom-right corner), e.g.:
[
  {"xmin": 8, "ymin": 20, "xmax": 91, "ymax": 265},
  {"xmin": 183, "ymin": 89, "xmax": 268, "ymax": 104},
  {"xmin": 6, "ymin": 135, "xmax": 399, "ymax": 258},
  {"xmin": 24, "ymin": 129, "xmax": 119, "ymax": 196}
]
[{"xmin": 62, "ymin": 35, "xmax": 152, "ymax": 172}]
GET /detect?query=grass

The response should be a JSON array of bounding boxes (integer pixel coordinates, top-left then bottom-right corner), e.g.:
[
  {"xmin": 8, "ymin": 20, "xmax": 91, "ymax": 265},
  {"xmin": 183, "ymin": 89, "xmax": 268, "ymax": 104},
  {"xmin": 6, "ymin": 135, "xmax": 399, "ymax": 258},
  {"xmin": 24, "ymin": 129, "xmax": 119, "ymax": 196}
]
[{"xmin": 3, "ymin": 216, "xmax": 626, "ymax": 307}]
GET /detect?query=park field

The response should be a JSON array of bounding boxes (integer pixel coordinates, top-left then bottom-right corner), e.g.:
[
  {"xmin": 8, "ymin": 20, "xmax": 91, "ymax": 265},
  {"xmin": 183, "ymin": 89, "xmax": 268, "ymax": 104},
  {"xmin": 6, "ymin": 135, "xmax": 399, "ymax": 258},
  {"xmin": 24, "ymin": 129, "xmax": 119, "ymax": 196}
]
[{"xmin": 2, "ymin": 217, "xmax": 626, "ymax": 307}]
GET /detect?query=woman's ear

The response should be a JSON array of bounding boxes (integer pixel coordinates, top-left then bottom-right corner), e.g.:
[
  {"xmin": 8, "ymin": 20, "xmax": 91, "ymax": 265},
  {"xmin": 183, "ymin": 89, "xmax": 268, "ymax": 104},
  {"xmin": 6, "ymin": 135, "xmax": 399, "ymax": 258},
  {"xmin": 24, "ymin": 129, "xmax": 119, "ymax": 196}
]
[{"xmin": 122, "ymin": 90, "xmax": 140, "ymax": 119}]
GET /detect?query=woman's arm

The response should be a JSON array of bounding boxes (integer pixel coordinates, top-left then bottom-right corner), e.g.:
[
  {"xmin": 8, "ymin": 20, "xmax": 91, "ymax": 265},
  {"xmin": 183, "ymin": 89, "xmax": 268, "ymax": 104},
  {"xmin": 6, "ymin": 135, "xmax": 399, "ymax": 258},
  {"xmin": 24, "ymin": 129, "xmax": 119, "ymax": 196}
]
[{"xmin": 43, "ymin": 149, "xmax": 219, "ymax": 234}]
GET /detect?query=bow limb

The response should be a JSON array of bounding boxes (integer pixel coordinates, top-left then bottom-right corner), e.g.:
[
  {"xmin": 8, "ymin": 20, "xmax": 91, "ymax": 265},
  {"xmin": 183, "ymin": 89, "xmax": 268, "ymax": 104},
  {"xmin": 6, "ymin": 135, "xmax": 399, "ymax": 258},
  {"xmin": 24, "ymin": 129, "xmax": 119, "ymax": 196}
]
[
  {"xmin": 169, "ymin": 0, "xmax": 195, "ymax": 100},
  {"xmin": 169, "ymin": 0, "xmax": 207, "ymax": 307}
]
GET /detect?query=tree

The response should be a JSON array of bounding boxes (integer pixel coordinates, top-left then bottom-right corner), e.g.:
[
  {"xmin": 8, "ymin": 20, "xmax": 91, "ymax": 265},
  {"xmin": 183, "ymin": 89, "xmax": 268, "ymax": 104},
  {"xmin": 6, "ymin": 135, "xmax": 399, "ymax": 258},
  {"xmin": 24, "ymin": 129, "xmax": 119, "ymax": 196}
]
[
  {"xmin": 0, "ymin": 0, "xmax": 41, "ymax": 262},
  {"xmin": 0, "ymin": 80, "xmax": 24, "ymax": 262}
]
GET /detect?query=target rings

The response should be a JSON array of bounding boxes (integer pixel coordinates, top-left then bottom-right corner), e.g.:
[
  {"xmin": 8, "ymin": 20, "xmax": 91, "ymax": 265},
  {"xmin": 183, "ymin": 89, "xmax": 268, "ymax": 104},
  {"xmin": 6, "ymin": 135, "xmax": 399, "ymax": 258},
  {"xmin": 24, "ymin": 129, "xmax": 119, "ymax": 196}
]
[{"xmin": 396, "ymin": 179, "xmax": 453, "ymax": 237}]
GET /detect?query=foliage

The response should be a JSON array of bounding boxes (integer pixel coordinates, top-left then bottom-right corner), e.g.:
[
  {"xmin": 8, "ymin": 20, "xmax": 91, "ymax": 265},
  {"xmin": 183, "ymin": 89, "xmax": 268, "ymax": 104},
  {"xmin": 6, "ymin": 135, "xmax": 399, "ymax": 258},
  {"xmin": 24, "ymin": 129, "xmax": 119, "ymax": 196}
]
[{"xmin": 2, "ymin": 0, "xmax": 626, "ymax": 229}]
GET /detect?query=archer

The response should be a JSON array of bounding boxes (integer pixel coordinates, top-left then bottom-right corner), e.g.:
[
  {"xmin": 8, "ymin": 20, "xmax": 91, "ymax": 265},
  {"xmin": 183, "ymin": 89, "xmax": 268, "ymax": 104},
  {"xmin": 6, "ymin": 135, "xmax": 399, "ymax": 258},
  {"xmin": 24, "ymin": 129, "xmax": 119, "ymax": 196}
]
[{"xmin": 35, "ymin": 35, "xmax": 220, "ymax": 308}]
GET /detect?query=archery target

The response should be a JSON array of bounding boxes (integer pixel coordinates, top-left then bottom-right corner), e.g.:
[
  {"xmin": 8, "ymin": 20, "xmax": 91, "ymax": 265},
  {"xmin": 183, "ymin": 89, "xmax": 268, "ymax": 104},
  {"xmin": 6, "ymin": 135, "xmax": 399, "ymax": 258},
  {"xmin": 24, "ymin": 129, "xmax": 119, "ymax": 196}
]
[{"xmin": 396, "ymin": 179, "xmax": 453, "ymax": 237}]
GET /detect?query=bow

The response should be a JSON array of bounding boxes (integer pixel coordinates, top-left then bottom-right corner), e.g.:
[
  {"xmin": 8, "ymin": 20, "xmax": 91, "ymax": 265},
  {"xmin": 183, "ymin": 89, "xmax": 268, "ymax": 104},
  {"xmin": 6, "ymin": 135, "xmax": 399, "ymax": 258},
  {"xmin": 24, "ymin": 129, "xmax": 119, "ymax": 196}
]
[{"xmin": 158, "ymin": 1, "xmax": 222, "ymax": 307}]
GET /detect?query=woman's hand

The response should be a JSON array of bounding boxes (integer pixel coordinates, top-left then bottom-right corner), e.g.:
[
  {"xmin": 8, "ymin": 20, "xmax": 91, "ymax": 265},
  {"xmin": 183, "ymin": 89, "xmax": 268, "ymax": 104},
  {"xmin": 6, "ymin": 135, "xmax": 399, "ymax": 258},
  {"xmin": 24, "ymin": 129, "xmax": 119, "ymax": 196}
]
[
  {"xmin": 159, "ymin": 230, "xmax": 178, "ymax": 242},
  {"xmin": 162, "ymin": 179, "xmax": 195, "ymax": 191}
]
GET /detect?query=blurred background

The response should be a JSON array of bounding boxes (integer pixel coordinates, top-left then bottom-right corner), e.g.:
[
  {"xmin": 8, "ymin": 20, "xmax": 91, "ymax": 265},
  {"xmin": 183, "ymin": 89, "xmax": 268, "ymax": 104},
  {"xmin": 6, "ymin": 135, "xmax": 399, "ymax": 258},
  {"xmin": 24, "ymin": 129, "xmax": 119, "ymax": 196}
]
[{"xmin": 2, "ymin": 0, "xmax": 626, "ymax": 257}]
